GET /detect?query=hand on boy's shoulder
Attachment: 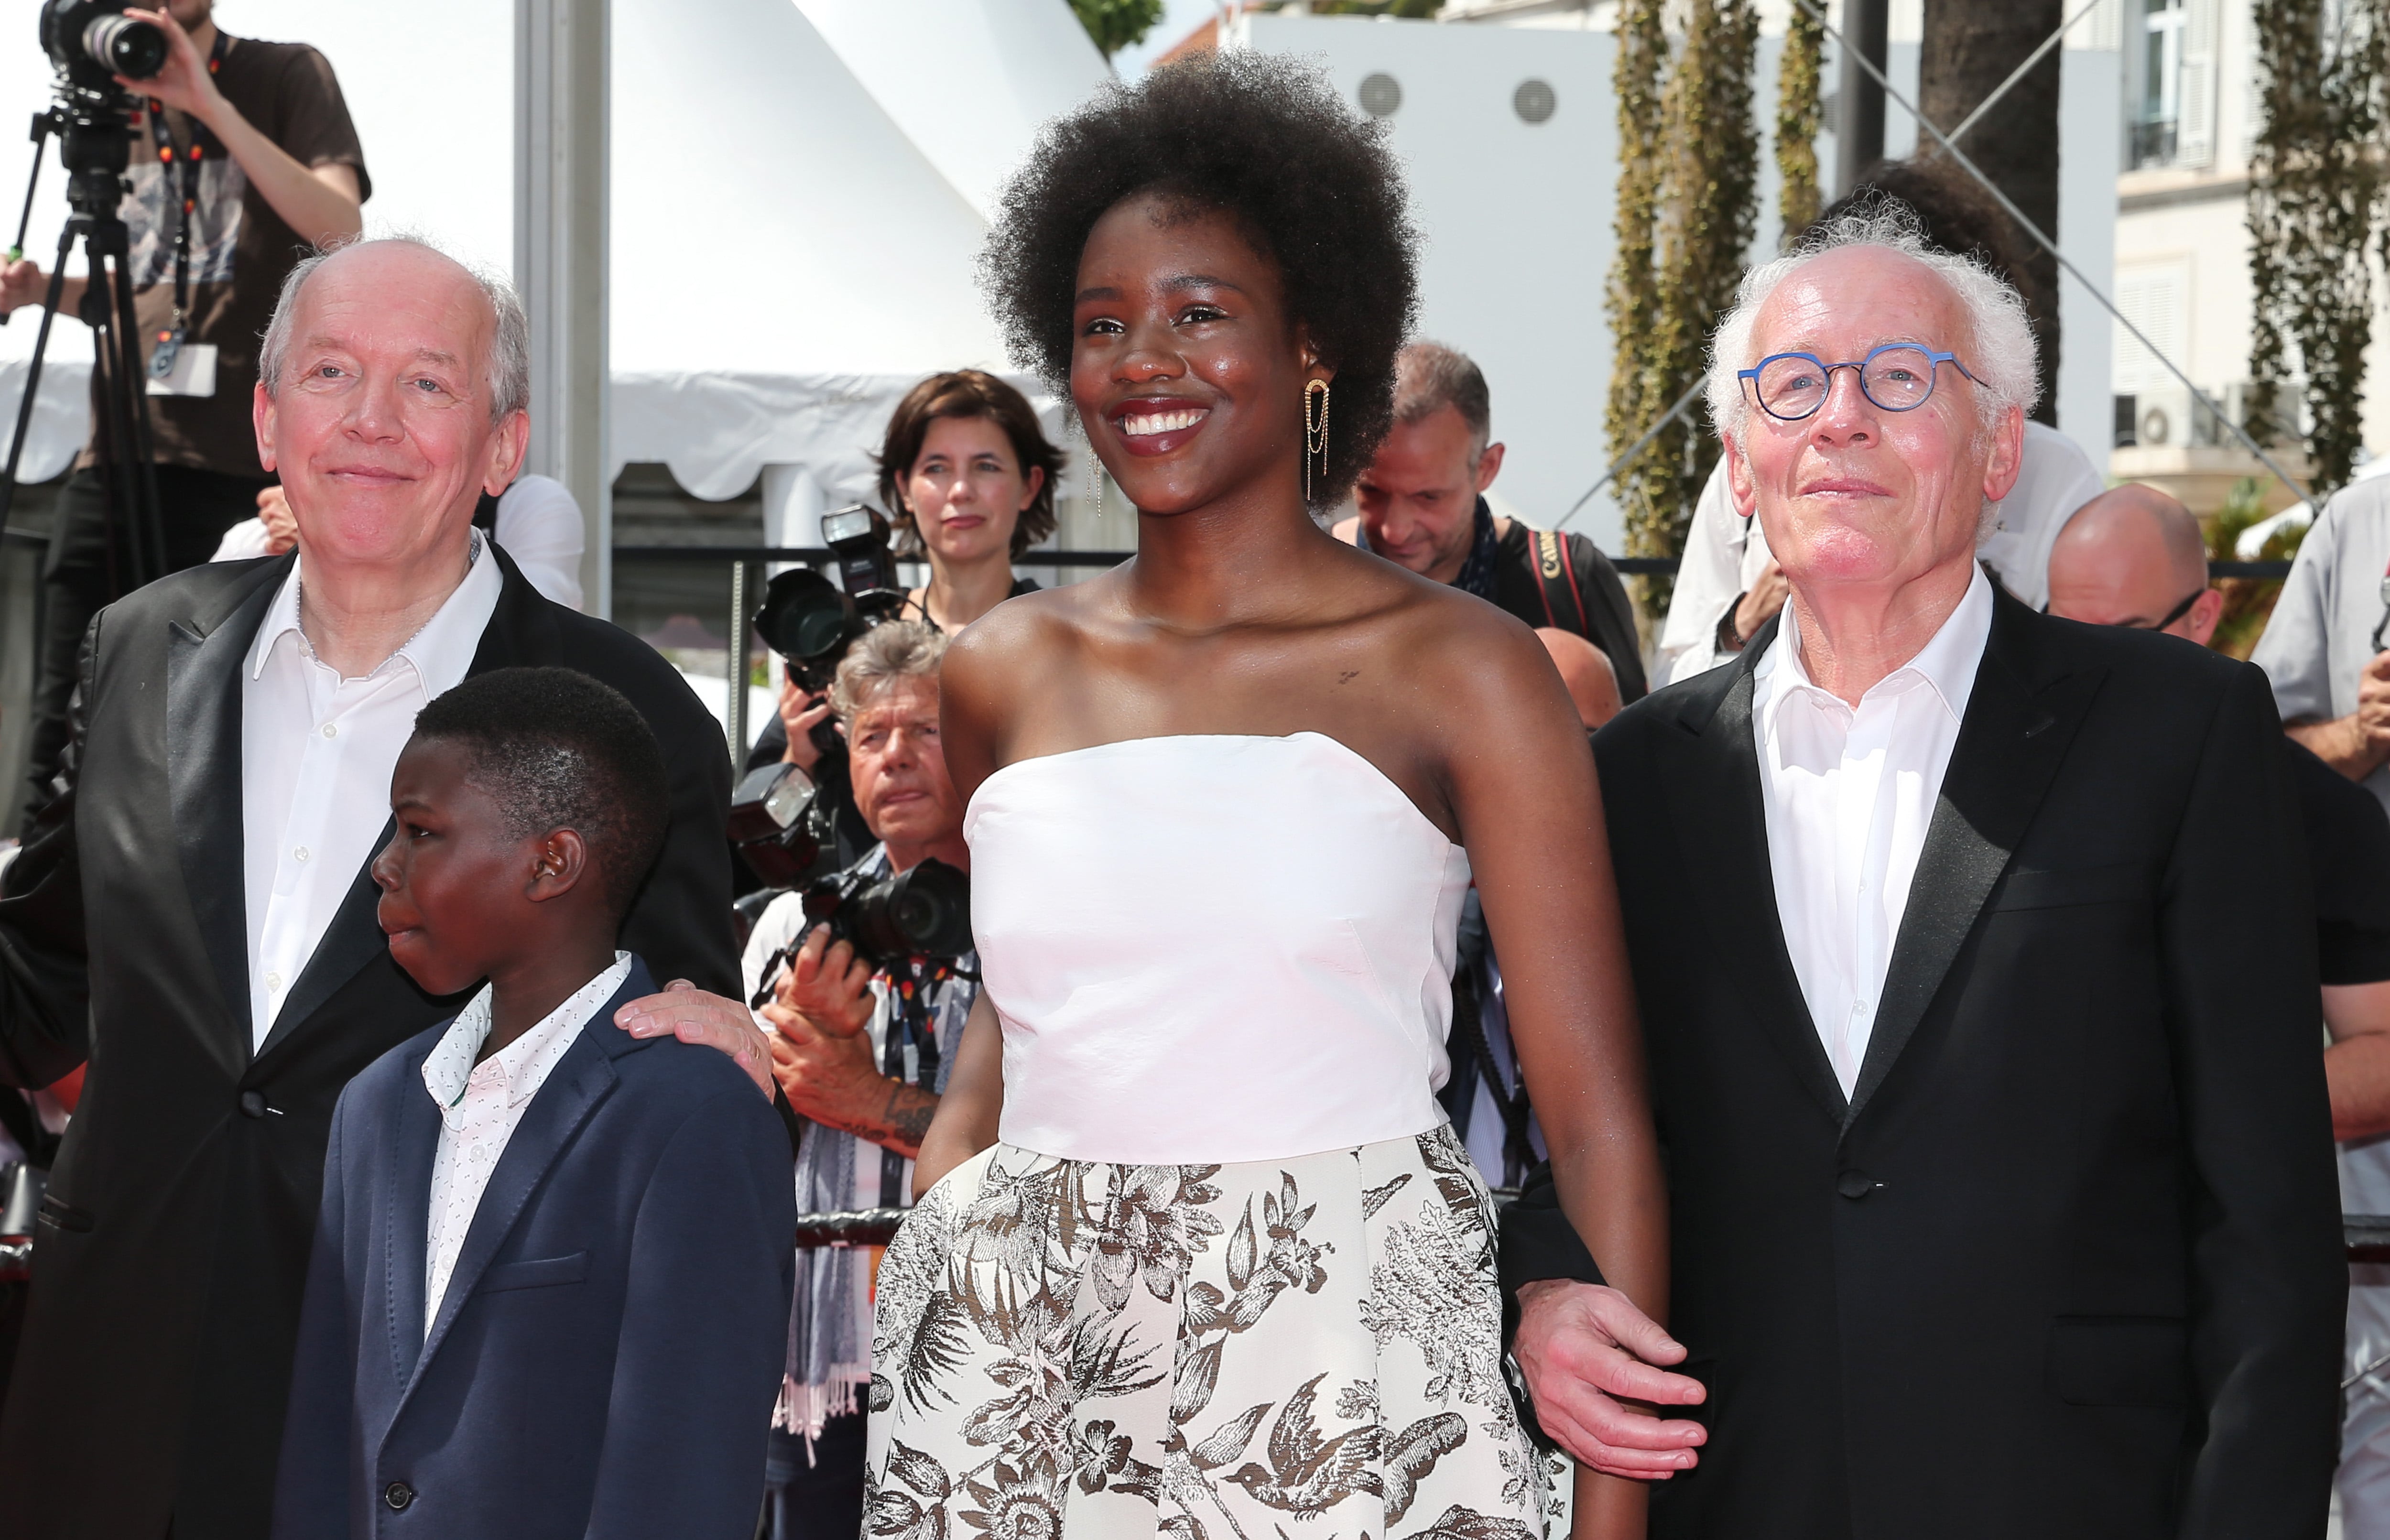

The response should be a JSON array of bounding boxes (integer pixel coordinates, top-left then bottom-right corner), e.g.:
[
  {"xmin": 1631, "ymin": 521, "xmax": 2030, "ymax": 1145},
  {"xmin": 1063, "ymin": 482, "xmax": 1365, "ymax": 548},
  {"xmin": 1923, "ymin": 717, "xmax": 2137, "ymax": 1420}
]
[{"xmin": 611, "ymin": 978, "xmax": 774, "ymax": 1099}]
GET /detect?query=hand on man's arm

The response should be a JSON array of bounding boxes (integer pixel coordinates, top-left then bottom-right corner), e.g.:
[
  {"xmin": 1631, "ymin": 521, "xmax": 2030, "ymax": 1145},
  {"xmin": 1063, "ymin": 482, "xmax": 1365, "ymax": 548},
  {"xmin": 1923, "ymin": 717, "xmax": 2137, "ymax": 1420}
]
[{"xmin": 1499, "ymin": 1164, "xmax": 1707, "ymax": 1480}]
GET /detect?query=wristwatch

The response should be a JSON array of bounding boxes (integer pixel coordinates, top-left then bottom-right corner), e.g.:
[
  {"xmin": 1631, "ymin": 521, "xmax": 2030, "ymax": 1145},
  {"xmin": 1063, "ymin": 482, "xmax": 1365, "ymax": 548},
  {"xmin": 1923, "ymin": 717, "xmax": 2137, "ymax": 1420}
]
[{"xmin": 1716, "ymin": 592, "xmax": 1750, "ymax": 655}]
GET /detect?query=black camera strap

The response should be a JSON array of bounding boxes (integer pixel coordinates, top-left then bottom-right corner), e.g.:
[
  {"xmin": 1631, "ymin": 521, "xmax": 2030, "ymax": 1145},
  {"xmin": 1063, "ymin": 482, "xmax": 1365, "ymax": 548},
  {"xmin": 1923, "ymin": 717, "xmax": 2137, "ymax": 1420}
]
[{"xmin": 144, "ymin": 31, "xmax": 228, "ymax": 381}]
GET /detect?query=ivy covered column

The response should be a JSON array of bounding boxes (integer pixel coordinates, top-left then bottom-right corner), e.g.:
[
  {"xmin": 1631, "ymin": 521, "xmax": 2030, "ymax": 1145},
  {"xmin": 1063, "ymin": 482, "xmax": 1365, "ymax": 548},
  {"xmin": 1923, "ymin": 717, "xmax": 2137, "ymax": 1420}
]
[{"xmin": 2249, "ymin": 0, "xmax": 2389, "ymax": 496}]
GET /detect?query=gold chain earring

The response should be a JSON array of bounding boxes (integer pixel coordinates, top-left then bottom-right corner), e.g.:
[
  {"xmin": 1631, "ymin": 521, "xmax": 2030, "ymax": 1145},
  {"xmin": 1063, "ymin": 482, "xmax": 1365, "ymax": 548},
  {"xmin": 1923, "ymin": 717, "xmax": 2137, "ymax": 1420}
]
[
  {"xmin": 1081, "ymin": 415, "xmax": 1103, "ymax": 520},
  {"xmin": 1304, "ymin": 379, "xmax": 1331, "ymax": 501}
]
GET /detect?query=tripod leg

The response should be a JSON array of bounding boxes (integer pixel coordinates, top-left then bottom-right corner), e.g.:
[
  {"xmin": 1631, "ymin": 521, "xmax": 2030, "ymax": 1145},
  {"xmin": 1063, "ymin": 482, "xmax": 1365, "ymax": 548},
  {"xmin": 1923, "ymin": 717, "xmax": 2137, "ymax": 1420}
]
[
  {"xmin": 78, "ymin": 239, "xmax": 154, "ymax": 591},
  {"xmin": 102, "ymin": 244, "xmax": 161, "ymax": 584},
  {"xmin": 0, "ymin": 222, "xmax": 76, "ymax": 531}
]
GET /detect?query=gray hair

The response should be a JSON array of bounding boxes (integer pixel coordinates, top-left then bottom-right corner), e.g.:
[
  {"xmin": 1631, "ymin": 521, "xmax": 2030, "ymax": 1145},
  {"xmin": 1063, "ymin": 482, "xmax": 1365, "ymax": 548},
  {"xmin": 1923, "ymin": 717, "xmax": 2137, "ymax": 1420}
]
[
  {"xmin": 831, "ymin": 621, "xmax": 948, "ymax": 721},
  {"xmin": 1704, "ymin": 204, "xmax": 2039, "ymax": 451},
  {"xmin": 258, "ymin": 234, "xmax": 531, "ymax": 425}
]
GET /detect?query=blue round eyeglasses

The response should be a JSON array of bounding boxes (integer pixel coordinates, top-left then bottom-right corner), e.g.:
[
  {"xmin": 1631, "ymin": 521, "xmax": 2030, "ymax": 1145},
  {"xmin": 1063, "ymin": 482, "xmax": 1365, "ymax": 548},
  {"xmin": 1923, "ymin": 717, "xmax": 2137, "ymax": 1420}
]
[{"xmin": 1737, "ymin": 342, "xmax": 1982, "ymax": 421}]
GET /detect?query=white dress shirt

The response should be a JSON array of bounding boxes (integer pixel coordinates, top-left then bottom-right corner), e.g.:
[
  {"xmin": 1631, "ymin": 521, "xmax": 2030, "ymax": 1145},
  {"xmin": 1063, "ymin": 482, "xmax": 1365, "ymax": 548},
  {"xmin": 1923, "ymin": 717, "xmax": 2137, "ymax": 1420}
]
[
  {"xmin": 420, "ymin": 951, "xmax": 634, "ymax": 1337},
  {"xmin": 1752, "ymin": 565, "xmax": 1993, "ymax": 1096},
  {"xmin": 239, "ymin": 532, "xmax": 501, "ymax": 1049}
]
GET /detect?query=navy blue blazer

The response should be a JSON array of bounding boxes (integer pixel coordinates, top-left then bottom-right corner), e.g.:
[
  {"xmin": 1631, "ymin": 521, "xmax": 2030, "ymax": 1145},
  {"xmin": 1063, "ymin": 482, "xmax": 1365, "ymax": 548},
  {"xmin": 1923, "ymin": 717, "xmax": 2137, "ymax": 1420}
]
[{"xmin": 272, "ymin": 959, "xmax": 795, "ymax": 1540}]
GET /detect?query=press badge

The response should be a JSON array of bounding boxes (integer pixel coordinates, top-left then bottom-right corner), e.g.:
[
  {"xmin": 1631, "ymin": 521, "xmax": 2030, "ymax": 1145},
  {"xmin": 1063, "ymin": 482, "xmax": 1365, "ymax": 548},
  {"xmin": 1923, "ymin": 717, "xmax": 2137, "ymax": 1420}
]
[{"xmin": 146, "ymin": 341, "xmax": 218, "ymax": 398}]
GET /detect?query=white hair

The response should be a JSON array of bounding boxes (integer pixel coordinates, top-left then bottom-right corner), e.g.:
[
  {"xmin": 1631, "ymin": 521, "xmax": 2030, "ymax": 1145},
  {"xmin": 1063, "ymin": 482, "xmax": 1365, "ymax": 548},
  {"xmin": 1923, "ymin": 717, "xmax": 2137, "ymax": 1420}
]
[
  {"xmin": 1703, "ymin": 204, "xmax": 2039, "ymax": 451},
  {"xmin": 257, "ymin": 233, "xmax": 531, "ymax": 425}
]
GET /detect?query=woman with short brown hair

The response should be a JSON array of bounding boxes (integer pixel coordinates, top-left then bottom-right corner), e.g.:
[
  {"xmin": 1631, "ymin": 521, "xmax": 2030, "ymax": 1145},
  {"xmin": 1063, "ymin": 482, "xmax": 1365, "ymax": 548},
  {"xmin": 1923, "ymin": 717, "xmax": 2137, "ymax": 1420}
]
[{"xmin": 873, "ymin": 368, "xmax": 1064, "ymax": 633}]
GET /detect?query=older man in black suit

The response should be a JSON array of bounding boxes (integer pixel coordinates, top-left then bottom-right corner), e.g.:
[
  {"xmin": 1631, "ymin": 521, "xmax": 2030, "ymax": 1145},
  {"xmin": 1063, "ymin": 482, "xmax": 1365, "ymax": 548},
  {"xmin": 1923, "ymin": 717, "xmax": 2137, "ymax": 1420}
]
[
  {"xmin": 1502, "ymin": 206, "xmax": 2344, "ymax": 1538},
  {"xmin": 0, "ymin": 237, "xmax": 766, "ymax": 1540}
]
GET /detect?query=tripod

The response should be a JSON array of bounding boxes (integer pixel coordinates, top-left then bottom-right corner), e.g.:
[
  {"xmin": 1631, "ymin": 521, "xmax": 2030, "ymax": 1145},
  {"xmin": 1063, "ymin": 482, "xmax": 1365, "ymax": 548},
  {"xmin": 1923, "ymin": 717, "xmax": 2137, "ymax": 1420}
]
[{"xmin": 0, "ymin": 96, "xmax": 163, "ymax": 592}]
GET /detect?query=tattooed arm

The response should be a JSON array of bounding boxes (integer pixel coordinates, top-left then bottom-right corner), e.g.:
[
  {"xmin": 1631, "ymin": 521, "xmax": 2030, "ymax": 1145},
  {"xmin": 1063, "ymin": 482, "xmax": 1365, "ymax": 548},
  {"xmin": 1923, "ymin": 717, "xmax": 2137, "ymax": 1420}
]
[
  {"xmin": 758, "ymin": 925, "xmax": 939, "ymax": 1160},
  {"xmin": 913, "ymin": 992, "xmax": 1003, "ymax": 1198},
  {"xmin": 759, "ymin": 1012, "xmax": 940, "ymax": 1160}
]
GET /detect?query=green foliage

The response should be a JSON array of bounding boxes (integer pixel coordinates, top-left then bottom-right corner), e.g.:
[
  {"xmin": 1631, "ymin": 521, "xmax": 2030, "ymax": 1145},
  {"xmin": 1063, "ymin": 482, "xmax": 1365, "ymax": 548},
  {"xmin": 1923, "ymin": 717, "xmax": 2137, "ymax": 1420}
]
[
  {"xmin": 2209, "ymin": 476, "xmax": 2309, "ymax": 658},
  {"xmin": 1071, "ymin": 0, "xmax": 1167, "ymax": 58},
  {"xmin": 1603, "ymin": 0, "xmax": 1670, "ymax": 595},
  {"xmin": 1607, "ymin": 0, "xmax": 1759, "ymax": 615},
  {"xmin": 1773, "ymin": 3, "xmax": 1824, "ymax": 241},
  {"xmin": 2248, "ymin": 0, "xmax": 2390, "ymax": 496},
  {"xmin": 1311, "ymin": 0, "xmax": 1443, "ymax": 13}
]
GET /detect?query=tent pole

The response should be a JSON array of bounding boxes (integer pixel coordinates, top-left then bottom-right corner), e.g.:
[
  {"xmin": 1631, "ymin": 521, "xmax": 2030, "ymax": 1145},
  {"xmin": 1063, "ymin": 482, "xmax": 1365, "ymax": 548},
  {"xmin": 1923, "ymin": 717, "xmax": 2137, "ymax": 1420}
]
[{"xmin": 515, "ymin": 0, "xmax": 611, "ymax": 616}]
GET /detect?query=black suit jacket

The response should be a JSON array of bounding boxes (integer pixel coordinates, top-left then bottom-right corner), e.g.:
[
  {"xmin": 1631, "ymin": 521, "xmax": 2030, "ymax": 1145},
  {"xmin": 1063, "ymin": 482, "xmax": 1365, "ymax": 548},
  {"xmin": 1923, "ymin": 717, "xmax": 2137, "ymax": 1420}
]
[
  {"xmin": 1505, "ymin": 591, "xmax": 2342, "ymax": 1539},
  {"xmin": 0, "ymin": 548, "xmax": 737, "ymax": 1540}
]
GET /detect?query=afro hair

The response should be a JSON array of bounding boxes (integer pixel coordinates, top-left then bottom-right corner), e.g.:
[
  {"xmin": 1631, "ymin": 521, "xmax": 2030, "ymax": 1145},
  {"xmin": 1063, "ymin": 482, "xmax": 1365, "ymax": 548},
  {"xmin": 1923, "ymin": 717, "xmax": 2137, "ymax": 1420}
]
[
  {"xmin": 410, "ymin": 667, "xmax": 671, "ymax": 921},
  {"xmin": 980, "ymin": 49, "xmax": 1419, "ymax": 510}
]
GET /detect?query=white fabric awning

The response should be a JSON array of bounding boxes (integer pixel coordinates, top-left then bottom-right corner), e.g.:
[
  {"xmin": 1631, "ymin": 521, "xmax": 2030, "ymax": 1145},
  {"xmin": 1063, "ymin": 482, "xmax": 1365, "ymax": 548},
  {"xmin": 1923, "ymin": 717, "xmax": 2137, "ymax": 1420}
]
[{"xmin": 0, "ymin": 0, "xmax": 1108, "ymax": 508}]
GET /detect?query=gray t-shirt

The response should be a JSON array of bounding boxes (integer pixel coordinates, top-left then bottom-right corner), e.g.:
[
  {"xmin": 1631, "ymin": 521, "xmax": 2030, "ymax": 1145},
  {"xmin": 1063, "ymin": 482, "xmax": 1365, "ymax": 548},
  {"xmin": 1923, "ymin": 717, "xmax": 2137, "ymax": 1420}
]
[{"xmin": 2253, "ymin": 476, "xmax": 2390, "ymax": 820}]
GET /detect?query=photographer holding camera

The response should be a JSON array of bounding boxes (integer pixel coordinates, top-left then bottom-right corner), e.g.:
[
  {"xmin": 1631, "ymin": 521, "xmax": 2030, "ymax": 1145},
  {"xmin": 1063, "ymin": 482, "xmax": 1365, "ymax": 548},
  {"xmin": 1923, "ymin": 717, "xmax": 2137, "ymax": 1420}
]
[
  {"xmin": 754, "ymin": 370, "xmax": 1060, "ymax": 774},
  {"xmin": 738, "ymin": 619, "xmax": 977, "ymax": 1540},
  {"xmin": 5, "ymin": 0, "xmax": 367, "ymax": 821}
]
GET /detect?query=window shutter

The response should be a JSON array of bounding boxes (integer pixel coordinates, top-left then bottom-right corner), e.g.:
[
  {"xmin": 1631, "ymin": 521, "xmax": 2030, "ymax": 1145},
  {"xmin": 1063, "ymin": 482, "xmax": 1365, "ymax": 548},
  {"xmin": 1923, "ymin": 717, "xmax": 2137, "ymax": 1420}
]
[{"xmin": 2178, "ymin": 0, "xmax": 2220, "ymax": 166}]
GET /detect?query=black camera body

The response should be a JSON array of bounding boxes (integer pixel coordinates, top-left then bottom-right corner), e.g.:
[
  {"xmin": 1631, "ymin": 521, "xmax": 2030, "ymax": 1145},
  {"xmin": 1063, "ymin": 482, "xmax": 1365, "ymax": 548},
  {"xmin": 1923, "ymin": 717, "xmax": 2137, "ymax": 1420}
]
[
  {"xmin": 732, "ymin": 505, "xmax": 912, "ymax": 891},
  {"xmin": 803, "ymin": 857, "xmax": 972, "ymax": 970},
  {"xmin": 751, "ymin": 505, "xmax": 906, "ymax": 696},
  {"xmin": 42, "ymin": 1, "xmax": 166, "ymax": 95},
  {"xmin": 726, "ymin": 759, "xmax": 839, "ymax": 890}
]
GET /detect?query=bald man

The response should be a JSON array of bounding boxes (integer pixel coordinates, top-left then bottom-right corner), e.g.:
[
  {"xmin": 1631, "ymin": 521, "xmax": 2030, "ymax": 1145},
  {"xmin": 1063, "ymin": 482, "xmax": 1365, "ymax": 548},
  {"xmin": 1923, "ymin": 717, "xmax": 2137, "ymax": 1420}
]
[
  {"xmin": 1540, "ymin": 628, "xmax": 1621, "ymax": 729},
  {"xmin": 2045, "ymin": 483, "xmax": 2226, "ymax": 640},
  {"xmin": 2049, "ymin": 482, "xmax": 2390, "ymax": 1537}
]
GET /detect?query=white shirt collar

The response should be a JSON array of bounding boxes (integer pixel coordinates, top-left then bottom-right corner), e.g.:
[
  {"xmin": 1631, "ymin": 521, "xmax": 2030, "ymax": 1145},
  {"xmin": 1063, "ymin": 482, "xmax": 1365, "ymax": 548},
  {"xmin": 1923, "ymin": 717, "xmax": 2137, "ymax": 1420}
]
[
  {"xmin": 1755, "ymin": 562, "xmax": 1995, "ymax": 730},
  {"xmin": 245, "ymin": 527, "xmax": 497, "ymax": 691},
  {"xmin": 420, "ymin": 951, "xmax": 633, "ymax": 1124}
]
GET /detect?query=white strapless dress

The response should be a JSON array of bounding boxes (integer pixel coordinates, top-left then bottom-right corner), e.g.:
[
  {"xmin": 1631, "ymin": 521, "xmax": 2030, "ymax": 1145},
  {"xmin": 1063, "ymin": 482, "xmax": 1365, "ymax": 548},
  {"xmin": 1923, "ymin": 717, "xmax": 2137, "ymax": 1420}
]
[{"xmin": 868, "ymin": 735, "xmax": 1554, "ymax": 1540}]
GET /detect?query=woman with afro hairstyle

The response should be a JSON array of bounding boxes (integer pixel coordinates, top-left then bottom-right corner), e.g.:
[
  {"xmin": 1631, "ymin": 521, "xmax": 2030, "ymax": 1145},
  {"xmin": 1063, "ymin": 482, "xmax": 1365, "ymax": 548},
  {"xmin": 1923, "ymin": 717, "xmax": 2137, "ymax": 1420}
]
[{"xmin": 869, "ymin": 51, "xmax": 1689, "ymax": 1540}]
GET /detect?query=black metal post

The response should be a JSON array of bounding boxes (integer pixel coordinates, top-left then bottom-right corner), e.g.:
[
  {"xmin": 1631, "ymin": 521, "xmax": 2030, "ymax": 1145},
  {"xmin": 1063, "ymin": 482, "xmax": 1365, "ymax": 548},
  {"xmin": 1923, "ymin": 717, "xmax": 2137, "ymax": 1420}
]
[{"xmin": 1836, "ymin": 0, "xmax": 1890, "ymax": 195}]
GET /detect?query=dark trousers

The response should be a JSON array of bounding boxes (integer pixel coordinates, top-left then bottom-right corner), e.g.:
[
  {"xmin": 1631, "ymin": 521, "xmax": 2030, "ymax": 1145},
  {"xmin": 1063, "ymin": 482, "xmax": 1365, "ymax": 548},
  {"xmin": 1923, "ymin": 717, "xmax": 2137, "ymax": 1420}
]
[
  {"xmin": 761, "ymin": 1413, "xmax": 866, "ymax": 1540},
  {"xmin": 22, "ymin": 465, "xmax": 270, "ymax": 823}
]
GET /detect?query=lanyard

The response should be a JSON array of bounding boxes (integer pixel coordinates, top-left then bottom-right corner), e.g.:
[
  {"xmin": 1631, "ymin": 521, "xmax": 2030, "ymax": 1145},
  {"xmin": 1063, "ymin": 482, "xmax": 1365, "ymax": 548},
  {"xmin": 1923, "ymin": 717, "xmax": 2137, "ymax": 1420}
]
[
  {"xmin": 876, "ymin": 960, "xmax": 952, "ymax": 1207},
  {"xmin": 145, "ymin": 33, "xmax": 229, "ymax": 378}
]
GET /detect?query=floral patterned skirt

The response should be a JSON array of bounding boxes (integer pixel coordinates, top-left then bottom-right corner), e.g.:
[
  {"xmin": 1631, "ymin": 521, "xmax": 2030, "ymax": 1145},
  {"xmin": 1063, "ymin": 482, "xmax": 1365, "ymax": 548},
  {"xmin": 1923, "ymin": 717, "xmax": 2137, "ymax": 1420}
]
[{"xmin": 866, "ymin": 1126, "xmax": 1552, "ymax": 1540}]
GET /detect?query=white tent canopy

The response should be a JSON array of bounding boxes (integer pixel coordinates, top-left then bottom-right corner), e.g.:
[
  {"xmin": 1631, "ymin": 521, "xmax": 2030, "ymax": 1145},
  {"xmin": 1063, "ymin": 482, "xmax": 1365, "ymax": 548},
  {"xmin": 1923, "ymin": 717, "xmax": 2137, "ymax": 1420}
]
[
  {"xmin": 794, "ymin": 0, "xmax": 1109, "ymax": 221},
  {"xmin": 0, "ymin": 0, "xmax": 1103, "ymax": 512}
]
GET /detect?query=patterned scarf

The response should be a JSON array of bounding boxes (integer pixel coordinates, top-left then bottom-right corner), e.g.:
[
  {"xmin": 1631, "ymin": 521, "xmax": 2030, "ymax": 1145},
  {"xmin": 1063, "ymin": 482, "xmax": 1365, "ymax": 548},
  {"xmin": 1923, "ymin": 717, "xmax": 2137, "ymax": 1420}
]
[{"xmin": 772, "ymin": 909, "xmax": 975, "ymax": 1449}]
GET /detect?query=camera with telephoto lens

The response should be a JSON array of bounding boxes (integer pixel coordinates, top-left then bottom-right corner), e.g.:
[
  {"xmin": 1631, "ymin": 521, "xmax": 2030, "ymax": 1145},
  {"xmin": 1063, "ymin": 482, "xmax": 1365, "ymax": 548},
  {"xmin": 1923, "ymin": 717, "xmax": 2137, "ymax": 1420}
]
[
  {"xmin": 42, "ymin": 2, "xmax": 168, "ymax": 93},
  {"xmin": 804, "ymin": 858, "xmax": 971, "ymax": 969},
  {"xmin": 728, "ymin": 506, "xmax": 909, "ymax": 890},
  {"xmin": 750, "ymin": 505, "xmax": 906, "ymax": 700}
]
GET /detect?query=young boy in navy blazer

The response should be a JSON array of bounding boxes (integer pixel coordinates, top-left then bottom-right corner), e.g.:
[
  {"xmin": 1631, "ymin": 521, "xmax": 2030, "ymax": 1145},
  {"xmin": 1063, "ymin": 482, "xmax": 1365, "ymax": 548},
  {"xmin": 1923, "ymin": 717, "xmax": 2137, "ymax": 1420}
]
[{"xmin": 273, "ymin": 668, "xmax": 794, "ymax": 1540}]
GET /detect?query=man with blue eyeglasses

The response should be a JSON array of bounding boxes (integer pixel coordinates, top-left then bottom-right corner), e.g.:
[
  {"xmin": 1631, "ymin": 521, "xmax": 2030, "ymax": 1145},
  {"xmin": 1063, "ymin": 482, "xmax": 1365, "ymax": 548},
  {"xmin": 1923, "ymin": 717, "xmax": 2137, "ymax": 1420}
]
[
  {"xmin": 1500, "ymin": 207, "xmax": 2342, "ymax": 1538},
  {"xmin": 1656, "ymin": 175, "xmax": 2106, "ymax": 690}
]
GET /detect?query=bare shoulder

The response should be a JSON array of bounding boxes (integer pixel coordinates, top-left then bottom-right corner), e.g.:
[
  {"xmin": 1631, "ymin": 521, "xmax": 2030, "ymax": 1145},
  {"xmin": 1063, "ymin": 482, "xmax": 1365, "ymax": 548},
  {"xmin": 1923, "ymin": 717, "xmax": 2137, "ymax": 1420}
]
[
  {"xmin": 1369, "ymin": 556, "xmax": 1554, "ymax": 692},
  {"xmin": 945, "ymin": 573, "xmax": 1108, "ymax": 672},
  {"xmin": 938, "ymin": 571, "xmax": 1122, "ymax": 741}
]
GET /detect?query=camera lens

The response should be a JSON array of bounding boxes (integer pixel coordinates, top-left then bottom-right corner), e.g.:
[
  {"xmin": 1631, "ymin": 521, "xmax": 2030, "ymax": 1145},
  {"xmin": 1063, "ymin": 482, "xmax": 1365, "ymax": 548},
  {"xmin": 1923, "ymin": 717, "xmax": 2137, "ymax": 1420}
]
[
  {"xmin": 753, "ymin": 567, "xmax": 856, "ymax": 664},
  {"xmin": 82, "ymin": 14, "xmax": 166, "ymax": 79},
  {"xmin": 876, "ymin": 861, "xmax": 972, "ymax": 961}
]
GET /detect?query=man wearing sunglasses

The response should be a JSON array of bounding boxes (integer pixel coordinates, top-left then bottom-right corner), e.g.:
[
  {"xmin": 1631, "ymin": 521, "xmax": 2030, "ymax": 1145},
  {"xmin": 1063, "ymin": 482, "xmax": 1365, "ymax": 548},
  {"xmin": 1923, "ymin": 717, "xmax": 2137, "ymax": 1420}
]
[
  {"xmin": 1500, "ymin": 211, "xmax": 2341, "ymax": 1537},
  {"xmin": 2049, "ymin": 481, "xmax": 2390, "ymax": 1537}
]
